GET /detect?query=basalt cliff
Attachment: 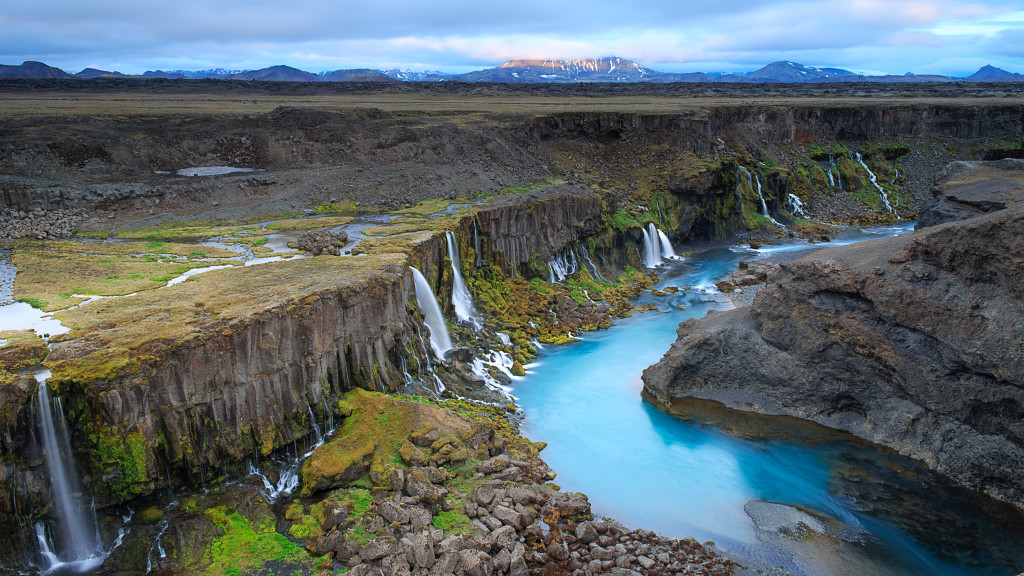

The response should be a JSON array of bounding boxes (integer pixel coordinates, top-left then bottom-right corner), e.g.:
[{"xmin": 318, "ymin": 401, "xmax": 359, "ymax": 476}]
[{"xmin": 643, "ymin": 163, "xmax": 1024, "ymax": 509}]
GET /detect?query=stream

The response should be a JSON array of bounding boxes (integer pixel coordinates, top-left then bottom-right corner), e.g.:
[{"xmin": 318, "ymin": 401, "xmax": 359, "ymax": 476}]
[{"xmin": 511, "ymin": 223, "xmax": 1024, "ymax": 576}]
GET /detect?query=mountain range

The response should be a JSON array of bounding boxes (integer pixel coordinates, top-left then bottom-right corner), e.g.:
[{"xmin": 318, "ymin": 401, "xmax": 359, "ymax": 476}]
[{"xmin": 2, "ymin": 57, "xmax": 1022, "ymax": 83}]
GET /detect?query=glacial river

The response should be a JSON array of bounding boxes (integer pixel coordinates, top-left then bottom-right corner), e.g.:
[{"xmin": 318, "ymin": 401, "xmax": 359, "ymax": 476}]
[{"xmin": 511, "ymin": 223, "xmax": 1024, "ymax": 576}]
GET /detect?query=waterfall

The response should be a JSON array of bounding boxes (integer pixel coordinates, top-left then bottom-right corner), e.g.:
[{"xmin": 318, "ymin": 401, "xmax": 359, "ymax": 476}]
[
  {"xmin": 548, "ymin": 246, "xmax": 580, "ymax": 283},
  {"xmin": 410, "ymin": 266, "xmax": 453, "ymax": 359},
  {"xmin": 829, "ymin": 154, "xmax": 843, "ymax": 190},
  {"xmin": 472, "ymin": 216, "xmax": 482, "ymax": 267},
  {"xmin": 642, "ymin": 224, "xmax": 662, "ymax": 268},
  {"xmin": 445, "ymin": 231, "xmax": 480, "ymax": 329},
  {"xmin": 787, "ymin": 194, "xmax": 808, "ymax": 217},
  {"xmin": 854, "ymin": 152, "xmax": 895, "ymax": 214},
  {"xmin": 656, "ymin": 228, "xmax": 678, "ymax": 259},
  {"xmin": 580, "ymin": 245, "xmax": 605, "ymax": 281},
  {"xmin": 36, "ymin": 381, "xmax": 101, "ymax": 568}
]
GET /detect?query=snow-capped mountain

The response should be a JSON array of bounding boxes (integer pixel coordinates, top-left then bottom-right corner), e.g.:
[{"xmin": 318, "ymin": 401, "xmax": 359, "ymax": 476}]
[{"xmin": 458, "ymin": 57, "xmax": 657, "ymax": 83}]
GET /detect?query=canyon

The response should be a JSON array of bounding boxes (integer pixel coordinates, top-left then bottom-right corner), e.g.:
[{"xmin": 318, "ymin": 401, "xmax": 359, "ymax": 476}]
[{"xmin": 0, "ymin": 80, "xmax": 1022, "ymax": 575}]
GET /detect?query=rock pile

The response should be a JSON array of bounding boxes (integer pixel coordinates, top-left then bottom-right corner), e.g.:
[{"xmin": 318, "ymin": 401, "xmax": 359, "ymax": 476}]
[
  {"xmin": 0, "ymin": 208, "xmax": 83, "ymax": 239},
  {"xmin": 292, "ymin": 230, "xmax": 349, "ymax": 255},
  {"xmin": 291, "ymin": 392, "xmax": 738, "ymax": 576}
]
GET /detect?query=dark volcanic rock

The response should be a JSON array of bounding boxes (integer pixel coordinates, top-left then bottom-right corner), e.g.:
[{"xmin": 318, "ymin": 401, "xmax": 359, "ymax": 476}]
[
  {"xmin": 917, "ymin": 159, "xmax": 1024, "ymax": 228},
  {"xmin": 642, "ymin": 207, "xmax": 1024, "ymax": 508},
  {"xmin": 293, "ymin": 229, "xmax": 348, "ymax": 255}
]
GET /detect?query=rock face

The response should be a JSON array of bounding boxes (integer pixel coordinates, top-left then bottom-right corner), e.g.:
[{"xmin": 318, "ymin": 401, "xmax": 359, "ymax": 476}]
[
  {"xmin": 475, "ymin": 185, "xmax": 602, "ymax": 273},
  {"xmin": 642, "ymin": 207, "xmax": 1024, "ymax": 508},
  {"xmin": 917, "ymin": 159, "xmax": 1024, "ymax": 228}
]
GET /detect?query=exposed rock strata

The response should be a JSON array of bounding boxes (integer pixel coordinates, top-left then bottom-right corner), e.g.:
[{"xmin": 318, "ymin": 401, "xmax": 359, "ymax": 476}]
[
  {"xmin": 916, "ymin": 158, "xmax": 1024, "ymax": 227},
  {"xmin": 642, "ymin": 207, "xmax": 1024, "ymax": 509}
]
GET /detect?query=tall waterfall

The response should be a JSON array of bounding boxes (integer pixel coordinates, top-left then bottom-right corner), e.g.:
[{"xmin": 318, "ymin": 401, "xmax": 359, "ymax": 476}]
[
  {"xmin": 854, "ymin": 152, "xmax": 895, "ymax": 214},
  {"xmin": 410, "ymin": 267, "xmax": 453, "ymax": 359},
  {"xmin": 641, "ymin": 225, "xmax": 662, "ymax": 268},
  {"xmin": 36, "ymin": 381, "xmax": 101, "ymax": 569},
  {"xmin": 445, "ymin": 231, "xmax": 480, "ymax": 329}
]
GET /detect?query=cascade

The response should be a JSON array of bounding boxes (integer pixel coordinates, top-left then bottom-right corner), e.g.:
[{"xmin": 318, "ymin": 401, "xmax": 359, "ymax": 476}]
[
  {"xmin": 739, "ymin": 168, "xmax": 783, "ymax": 227},
  {"xmin": 146, "ymin": 518, "xmax": 169, "ymax": 574},
  {"xmin": 829, "ymin": 154, "xmax": 843, "ymax": 190},
  {"xmin": 580, "ymin": 245, "xmax": 605, "ymax": 281},
  {"xmin": 854, "ymin": 152, "xmax": 895, "ymax": 214},
  {"xmin": 787, "ymin": 194, "xmax": 808, "ymax": 217},
  {"xmin": 410, "ymin": 266, "xmax": 453, "ymax": 359},
  {"xmin": 35, "ymin": 381, "xmax": 103, "ymax": 569},
  {"xmin": 445, "ymin": 231, "xmax": 480, "ymax": 329},
  {"xmin": 642, "ymin": 224, "xmax": 662, "ymax": 268},
  {"xmin": 548, "ymin": 246, "xmax": 580, "ymax": 283},
  {"xmin": 655, "ymin": 227, "xmax": 678, "ymax": 259}
]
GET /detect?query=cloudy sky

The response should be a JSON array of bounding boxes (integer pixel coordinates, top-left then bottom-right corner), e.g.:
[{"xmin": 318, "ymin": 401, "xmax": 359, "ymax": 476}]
[{"xmin": 2, "ymin": 0, "xmax": 1022, "ymax": 76}]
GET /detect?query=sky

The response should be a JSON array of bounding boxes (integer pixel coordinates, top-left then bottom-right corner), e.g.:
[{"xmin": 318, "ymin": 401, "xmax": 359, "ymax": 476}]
[{"xmin": 1, "ymin": 0, "xmax": 1022, "ymax": 77}]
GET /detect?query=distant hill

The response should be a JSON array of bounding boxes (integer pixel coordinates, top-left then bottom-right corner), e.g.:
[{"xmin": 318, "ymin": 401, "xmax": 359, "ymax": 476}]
[
  {"xmin": 744, "ymin": 61, "xmax": 855, "ymax": 82},
  {"xmin": 0, "ymin": 61, "xmax": 72, "ymax": 79},
  {"xmin": 968, "ymin": 65, "xmax": 1024, "ymax": 82},
  {"xmin": 226, "ymin": 65, "xmax": 320, "ymax": 82},
  {"xmin": 2, "ymin": 58, "xmax": 1022, "ymax": 84},
  {"xmin": 75, "ymin": 68, "xmax": 128, "ymax": 79},
  {"xmin": 319, "ymin": 68, "xmax": 393, "ymax": 82}
]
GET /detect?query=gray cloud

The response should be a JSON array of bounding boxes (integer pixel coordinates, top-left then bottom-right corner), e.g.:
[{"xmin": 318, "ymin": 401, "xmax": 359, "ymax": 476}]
[{"xmin": 1, "ymin": 0, "xmax": 1021, "ymax": 75}]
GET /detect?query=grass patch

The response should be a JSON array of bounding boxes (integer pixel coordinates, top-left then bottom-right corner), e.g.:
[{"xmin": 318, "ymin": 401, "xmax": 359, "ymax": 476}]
[
  {"xmin": 12, "ymin": 249, "xmax": 228, "ymax": 311},
  {"xmin": 117, "ymin": 223, "xmax": 262, "ymax": 241},
  {"xmin": 394, "ymin": 198, "xmax": 474, "ymax": 218},
  {"xmin": 362, "ymin": 222, "xmax": 434, "ymax": 237},
  {"xmin": 0, "ymin": 329, "xmax": 48, "ymax": 371},
  {"xmin": 264, "ymin": 215, "xmax": 354, "ymax": 231},
  {"xmin": 203, "ymin": 506, "xmax": 309, "ymax": 576},
  {"xmin": 16, "ymin": 296, "xmax": 49, "ymax": 310},
  {"xmin": 15, "ymin": 239, "xmax": 237, "ymax": 258}
]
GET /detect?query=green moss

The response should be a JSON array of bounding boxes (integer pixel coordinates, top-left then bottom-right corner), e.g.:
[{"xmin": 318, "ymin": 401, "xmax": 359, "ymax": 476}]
[
  {"xmin": 92, "ymin": 428, "xmax": 151, "ymax": 499},
  {"xmin": 203, "ymin": 506, "xmax": 309, "ymax": 576},
  {"xmin": 287, "ymin": 502, "xmax": 325, "ymax": 540},
  {"xmin": 433, "ymin": 504, "xmax": 472, "ymax": 534},
  {"xmin": 139, "ymin": 506, "xmax": 164, "ymax": 524},
  {"xmin": 16, "ymin": 297, "xmax": 48, "ymax": 310}
]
